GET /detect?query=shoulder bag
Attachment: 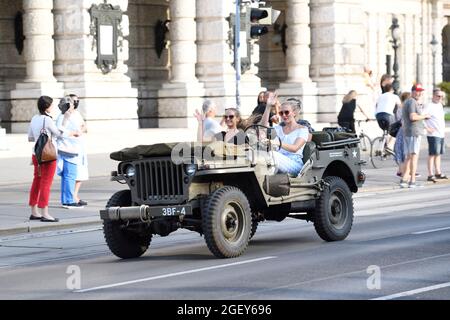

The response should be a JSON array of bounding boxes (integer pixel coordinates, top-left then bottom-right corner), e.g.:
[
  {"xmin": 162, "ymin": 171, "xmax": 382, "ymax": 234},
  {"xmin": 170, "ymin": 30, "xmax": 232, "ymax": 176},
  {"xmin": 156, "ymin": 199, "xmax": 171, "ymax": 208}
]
[{"xmin": 35, "ymin": 117, "xmax": 57, "ymax": 165}]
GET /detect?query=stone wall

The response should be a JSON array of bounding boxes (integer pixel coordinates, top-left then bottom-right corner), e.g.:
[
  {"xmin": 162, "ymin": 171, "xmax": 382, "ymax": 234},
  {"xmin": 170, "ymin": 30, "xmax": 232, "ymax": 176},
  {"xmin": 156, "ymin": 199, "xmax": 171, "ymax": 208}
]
[{"xmin": 0, "ymin": 0, "xmax": 26, "ymax": 131}]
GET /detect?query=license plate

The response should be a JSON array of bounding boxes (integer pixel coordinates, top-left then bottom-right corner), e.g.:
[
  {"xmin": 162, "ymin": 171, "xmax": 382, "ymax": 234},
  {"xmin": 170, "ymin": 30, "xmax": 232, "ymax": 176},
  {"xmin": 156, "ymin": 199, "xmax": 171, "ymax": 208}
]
[{"xmin": 148, "ymin": 205, "xmax": 191, "ymax": 217}]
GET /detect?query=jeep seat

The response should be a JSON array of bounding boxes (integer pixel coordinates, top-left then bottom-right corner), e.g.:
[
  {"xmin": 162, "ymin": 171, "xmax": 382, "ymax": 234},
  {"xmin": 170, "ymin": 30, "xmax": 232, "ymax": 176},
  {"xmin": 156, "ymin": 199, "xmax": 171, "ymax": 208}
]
[
  {"xmin": 311, "ymin": 131, "xmax": 333, "ymax": 145},
  {"xmin": 302, "ymin": 141, "xmax": 316, "ymax": 163}
]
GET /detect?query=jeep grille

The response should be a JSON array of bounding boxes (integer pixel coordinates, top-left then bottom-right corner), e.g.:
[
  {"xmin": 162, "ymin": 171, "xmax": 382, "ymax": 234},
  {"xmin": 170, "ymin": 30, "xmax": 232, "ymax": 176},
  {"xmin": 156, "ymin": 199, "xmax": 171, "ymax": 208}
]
[{"xmin": 134, "ymin": 159, "xmax": 186, "ymax": 205}]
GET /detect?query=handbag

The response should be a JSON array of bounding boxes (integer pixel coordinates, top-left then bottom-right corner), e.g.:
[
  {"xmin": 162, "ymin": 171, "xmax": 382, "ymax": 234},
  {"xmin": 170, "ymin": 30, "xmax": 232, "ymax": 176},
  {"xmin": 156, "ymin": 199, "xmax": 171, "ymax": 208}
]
[
  {"xmin": 35, "ymin": 117, "xmax": 57, "ymax": 165},
  {"xmin": 388, "ymin": 120, "xmax": 402, "ymax": 138}
]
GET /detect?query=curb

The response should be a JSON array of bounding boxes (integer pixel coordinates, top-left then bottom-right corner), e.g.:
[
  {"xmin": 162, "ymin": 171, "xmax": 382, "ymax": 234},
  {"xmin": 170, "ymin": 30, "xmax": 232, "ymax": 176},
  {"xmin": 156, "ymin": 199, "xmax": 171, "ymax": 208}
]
[
  {"xmin": 0, "ymin": 218, "xmax": 101, "ymax": 237},
  {"xmin": 358, "ymin": 178, "xmax": 450, "ymax": 194}
]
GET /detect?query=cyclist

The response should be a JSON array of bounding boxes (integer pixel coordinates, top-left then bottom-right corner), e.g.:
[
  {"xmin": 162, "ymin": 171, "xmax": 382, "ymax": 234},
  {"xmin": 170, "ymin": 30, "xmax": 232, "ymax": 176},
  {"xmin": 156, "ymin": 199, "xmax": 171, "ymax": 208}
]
[
  {"xmin": 375, "ymin": 83, "xmax": 401, "ymax": 153},
  {"xmin": 337, "ymin": 90, "xmax": 371, "ymax": 133}
]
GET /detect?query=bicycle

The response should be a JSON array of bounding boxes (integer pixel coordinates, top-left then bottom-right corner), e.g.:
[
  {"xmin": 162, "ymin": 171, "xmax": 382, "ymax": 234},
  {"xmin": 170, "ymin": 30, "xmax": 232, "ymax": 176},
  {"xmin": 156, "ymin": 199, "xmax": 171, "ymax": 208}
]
[
  {"xmin": 370, "ymin": 127, "xmax": 397, "ymax": 169},
  {"xmin": 354, "ymin": 120, "xmax": 372, "ymax": 167}
]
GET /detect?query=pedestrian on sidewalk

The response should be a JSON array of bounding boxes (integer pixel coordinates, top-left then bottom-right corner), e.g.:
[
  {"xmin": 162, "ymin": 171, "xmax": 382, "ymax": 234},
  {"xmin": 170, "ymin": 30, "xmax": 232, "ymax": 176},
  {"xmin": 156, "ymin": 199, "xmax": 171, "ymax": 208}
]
[
  {"xmin": 394, "ymin": 92, "xmax": 411, "ymax": 178},
  {"xmin": 400, "ymin": 84, "xmax": 431, "ymax": 188},
  {"xmin": 194, "ymin": 100, "xmax": 223, "ymax": 143},
  {"xmin": 56, "ymin": 97, "xmax": 84, "ymax": 209},
  {"xmin": 69, "ymin": 94, "xmax": 89, "ymax": 206},
  {"xmin": 27, "ymin": 96, "xmax": 78, "ymax": 222},
  {"xmin": 424, "ymin": 89, "xmax": 448, "ymax": 182}
]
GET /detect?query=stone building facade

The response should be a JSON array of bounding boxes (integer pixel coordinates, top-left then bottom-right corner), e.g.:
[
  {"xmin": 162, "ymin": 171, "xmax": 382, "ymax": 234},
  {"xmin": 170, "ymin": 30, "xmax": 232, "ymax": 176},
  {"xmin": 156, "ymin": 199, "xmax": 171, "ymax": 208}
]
[{"xmin": 0, "ymin": 0, "xmax": 449, "ymax": 133}]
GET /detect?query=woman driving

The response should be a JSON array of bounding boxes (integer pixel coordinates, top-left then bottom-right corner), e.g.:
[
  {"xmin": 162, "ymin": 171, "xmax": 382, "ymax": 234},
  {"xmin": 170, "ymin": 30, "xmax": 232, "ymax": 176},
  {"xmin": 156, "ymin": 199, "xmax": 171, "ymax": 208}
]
[{"xmin": 261, "ymin": 93, "xmax": 309, "ymax": 176}]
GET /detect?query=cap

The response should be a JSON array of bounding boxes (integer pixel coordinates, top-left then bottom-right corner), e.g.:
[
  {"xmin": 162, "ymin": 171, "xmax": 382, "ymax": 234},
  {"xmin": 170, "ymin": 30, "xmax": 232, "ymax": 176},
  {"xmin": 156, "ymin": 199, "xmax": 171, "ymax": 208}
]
[{"xmin": 411, "ymin": 83, "xmax": 425, "ymax": 92}]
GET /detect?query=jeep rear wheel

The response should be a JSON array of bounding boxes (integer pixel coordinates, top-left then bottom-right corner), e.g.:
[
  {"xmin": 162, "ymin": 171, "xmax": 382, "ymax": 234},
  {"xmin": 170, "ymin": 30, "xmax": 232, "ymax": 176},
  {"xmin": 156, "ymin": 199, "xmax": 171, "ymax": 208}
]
[
  {"xmin": 313, "ymin": 177, "xmax": 354, "ymax": 241},
  {"xmin": 103, "ymin": 190, "xmax": 152, "ymax": 259},
  {"xmin": 202, "ymin": 186, "xmax": 252, "ymax": 258}
]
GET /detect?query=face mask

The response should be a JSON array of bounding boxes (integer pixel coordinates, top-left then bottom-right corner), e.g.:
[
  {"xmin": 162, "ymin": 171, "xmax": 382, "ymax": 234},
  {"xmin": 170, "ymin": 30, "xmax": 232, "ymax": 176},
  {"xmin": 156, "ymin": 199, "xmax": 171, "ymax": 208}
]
[{"xmin": 74, "ymin": 100, "xmax": 80, "ymax": 109}]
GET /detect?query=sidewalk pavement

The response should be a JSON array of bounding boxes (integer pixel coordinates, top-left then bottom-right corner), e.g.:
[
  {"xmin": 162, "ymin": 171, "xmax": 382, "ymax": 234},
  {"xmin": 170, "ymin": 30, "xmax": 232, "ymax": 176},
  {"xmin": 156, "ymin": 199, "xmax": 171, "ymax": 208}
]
[{"xmin": 0, "ymin": 125, "xmax": 449, "ymax": 237}]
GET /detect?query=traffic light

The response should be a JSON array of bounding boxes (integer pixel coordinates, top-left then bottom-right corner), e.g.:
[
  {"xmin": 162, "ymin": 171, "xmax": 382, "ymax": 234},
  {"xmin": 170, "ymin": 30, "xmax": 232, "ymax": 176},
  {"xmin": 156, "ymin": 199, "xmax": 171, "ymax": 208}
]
[
  {"xmin": 249, "ymin": 8, "xmax": 269, "ymax": 38},
  {"xmin": 245, "ymin": 7, "xmax": 280, "ymax": 40}
]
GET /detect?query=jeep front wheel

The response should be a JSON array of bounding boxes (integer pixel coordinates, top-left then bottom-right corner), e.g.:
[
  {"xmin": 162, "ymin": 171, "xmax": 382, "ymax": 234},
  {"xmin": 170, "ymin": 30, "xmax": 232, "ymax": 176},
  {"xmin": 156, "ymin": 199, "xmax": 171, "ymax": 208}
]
[
  {"xmin": 103, "ymin": 190, "xmax": 152, "ymax": 259},
  {"xmin": 313, "ymin": 177, "xmax": 354, "ymax": 241},
  {"xmin": 202, "ymin": 186, "xmax": 252, "ymax": 258}
]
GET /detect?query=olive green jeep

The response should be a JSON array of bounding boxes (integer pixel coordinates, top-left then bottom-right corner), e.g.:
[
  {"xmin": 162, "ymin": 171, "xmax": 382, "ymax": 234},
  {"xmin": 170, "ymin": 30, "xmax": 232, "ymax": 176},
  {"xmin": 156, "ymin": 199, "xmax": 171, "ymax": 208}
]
[{"xmin": 100, "ymin": 125, "xmax": 365, "ymax": 259}]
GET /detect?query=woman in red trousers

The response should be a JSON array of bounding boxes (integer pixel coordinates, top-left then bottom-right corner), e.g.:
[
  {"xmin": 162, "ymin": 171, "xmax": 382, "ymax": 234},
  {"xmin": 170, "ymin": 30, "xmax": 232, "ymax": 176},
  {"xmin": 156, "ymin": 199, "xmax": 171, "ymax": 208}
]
[{"xmin": 27, "ymin": 96, "xmax": 78, "ymax": 222}]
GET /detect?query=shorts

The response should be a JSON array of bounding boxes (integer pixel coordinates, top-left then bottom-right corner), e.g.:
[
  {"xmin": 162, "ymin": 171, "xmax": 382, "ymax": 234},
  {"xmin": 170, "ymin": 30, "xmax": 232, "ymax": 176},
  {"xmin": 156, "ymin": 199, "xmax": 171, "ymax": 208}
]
[
  {"xmin": 375, "ymin": 112, "xmax": 394, "ymax": 131},
  {"xmin": 427, "ymin": 136, "xmax": 445, "ymax": 156},
  {"xmin": 403, "ymin": 136, "xmax": 422, "ymax": 155}
]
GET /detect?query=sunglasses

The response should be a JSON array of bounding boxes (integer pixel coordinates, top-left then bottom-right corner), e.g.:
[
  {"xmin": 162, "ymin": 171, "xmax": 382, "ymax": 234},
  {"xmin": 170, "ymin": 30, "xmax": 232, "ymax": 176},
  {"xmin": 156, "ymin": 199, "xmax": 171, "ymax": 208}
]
[
  {"xmin": 278, "ymin": 110, "xmax": 291, "ymax": 117},
  {"xmin": 224, "ymin": 115, "xmax": 235, "ymax": 120}
]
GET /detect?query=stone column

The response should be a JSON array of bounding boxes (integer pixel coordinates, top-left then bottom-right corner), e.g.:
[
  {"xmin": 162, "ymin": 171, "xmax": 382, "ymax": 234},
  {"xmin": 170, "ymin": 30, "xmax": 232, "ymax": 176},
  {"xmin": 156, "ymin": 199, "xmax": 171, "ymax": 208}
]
[
  {"xmin": 277, "ymin": 0, "xmax": 318, "ymax": 123},
  {"xmin": 310, "ymin": 0, "xmax": 367, "ymax": 123},
  {"xmin": 158, "ymin": 0, "xmax": 204, "ymax": 128},
  {"xmin": 10, "ymin": 0, "xmax": 64, "ymax": 133},
  {"xmin": 196, "ymin": 0, "xmax": 262, "ymax": 117},
  {"xmin": 53, "ymin": 0, "xmax": 138, "ymax": 133}
]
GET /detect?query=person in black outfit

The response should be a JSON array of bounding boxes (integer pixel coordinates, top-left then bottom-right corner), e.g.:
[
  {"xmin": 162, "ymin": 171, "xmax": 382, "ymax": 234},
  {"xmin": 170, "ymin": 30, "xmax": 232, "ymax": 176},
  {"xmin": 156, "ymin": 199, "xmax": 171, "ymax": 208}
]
[
  {"xmin": 337, "ymin": 90, "xmax": 371, "ymax": 133},
  {"xmin": 251, "ymin": 91, "xmax": 279, "ymax": 126}
]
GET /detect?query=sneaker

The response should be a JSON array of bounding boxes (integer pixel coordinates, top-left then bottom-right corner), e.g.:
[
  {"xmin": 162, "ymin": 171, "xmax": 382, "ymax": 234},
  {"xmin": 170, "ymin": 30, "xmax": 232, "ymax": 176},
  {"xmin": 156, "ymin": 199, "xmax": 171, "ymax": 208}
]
[
  {"xmin": 62, "ymin": 203, "xmax": 85, "ymax": 209},
  {"xmin": 399, "ymin": 180, "xmax": 409, "ymax": 188},
  {"xmin": 435, "ymin": 174, "xmax": 448, "ymax": 180},
  {"xmin": 78, "ymin": 200, "xmax": 88, "ymax": 206},
  {"xmin": 396, "ymin": 172, "xmax": 402, "ymax": 177},
  {"xmin": 427, "ymin": 176, "xmax": 437, "ymax": 182},
  {"xmin": 408, "ymin": 182, "xmax": 423, "ymax": 188},
  {"xmin": 415, "ymin": 173, "xmax": 421, "ymax": 178}
]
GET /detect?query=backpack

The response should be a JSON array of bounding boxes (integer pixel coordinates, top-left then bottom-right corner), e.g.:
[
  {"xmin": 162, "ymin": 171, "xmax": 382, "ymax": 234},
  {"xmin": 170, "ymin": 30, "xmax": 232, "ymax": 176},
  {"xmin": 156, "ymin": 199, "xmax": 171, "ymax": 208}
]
[{"xmin": 34, "ymin": 117, "xmax": 57, "ymax": 165}]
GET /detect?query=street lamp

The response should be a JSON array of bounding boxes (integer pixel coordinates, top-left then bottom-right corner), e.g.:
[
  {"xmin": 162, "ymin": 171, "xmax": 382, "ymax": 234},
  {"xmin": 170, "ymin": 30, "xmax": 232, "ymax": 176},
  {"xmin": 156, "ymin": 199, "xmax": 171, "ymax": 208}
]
[
  {"xmin": 390, "ymin": 17, "xmax": 400, "ymax": 95},
  {"xmin": 430, "ymin": 34, "xmax": 439, "ymax": 88}
]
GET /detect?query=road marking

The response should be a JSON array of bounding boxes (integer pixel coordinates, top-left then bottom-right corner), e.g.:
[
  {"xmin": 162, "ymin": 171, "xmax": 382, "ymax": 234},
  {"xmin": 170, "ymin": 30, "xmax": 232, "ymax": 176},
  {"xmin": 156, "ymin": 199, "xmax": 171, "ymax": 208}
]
[
  {"xmin": 75, "ymin": 256, "xmax": 276, "ymax": 293},
  {"xmin": 223, "ymin": 252, "xmax": 450, "ymax": 300},
  {"xmin": 412, "ymin": 227, "xmax": 450, "ymax": 235},
  {"xmin": 372, "ymin": 282, "xmax": 450, "ymax": 300}
]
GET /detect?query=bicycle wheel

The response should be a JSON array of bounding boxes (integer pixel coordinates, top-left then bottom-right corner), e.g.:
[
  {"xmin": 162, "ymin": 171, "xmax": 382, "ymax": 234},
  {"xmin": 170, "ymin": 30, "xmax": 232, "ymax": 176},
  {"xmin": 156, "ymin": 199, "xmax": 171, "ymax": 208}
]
[
  {"xmin": 359, "ymin": 134, "xmax": 371, "ymax": 167},
  {"xmin": 371, "ymin": 136, "xmax": 396, "ymax": 169}
]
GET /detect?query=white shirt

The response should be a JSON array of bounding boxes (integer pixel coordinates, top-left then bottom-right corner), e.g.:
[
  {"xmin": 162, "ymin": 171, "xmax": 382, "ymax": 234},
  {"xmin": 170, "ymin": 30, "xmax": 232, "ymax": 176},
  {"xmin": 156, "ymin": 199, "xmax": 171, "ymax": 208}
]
[
  {"xmin": 27, "ymin": 115, "xmax": 67, "ymax": 155},
  {"xmin": 56, "ymin": 113, "xmax": 82, "ymax": 156},
  {"xmin": 423, "ymin": 102, "xmax": 446, "ymax": 138},
  {"xmin": 274, "ymin": 125, "xmax": 310, "ymax": 159},
  {"xmin": 203, "ymin": 117, "xmax": 222, "ymax": 140},
  {"xmin": 375, "ymin": 92, "xmax": 401, "ymax": 115}
]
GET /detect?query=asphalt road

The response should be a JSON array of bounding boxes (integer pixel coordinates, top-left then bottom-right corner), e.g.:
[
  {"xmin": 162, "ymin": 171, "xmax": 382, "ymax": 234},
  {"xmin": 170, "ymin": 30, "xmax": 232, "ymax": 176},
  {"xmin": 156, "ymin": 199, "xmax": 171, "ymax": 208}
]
[{"xmin": 1, "ymin": 184, "xmax": 450, "ymax": 300}]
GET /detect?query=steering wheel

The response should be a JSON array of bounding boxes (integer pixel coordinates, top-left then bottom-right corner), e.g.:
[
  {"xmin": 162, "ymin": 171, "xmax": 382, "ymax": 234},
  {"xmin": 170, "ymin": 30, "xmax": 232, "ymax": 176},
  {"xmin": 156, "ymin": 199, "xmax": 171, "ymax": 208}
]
[{"xmin": 244, "ymin": 124, "xmax": 282, "ymax": 152}]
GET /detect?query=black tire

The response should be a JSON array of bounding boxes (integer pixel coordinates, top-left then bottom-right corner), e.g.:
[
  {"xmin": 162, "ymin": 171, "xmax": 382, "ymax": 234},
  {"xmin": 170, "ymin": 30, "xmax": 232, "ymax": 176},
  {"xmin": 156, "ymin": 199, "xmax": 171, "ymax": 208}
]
[
  {"xmin": 250, "ymin": 215, "xmax": 258, "ymax": 240},
  {"xmin": 371, "ymin": 137, "xmax": 395, "ymax": 169},
  {"xmin": 103, "ymin": 190, "xmax": 152, "ymax": 259},
  {"xmin": 202, "ymin": 186, "xmax": 252, "ymax": 258},
  {"xmin": 313, "ymin": 177, "xmax": 354, "ymax": 241}
]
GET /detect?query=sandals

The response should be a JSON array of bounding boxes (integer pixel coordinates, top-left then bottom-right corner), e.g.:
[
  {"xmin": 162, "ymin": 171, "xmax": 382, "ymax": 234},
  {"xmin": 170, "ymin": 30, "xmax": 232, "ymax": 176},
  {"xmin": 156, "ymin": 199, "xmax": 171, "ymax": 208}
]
[{"xmin": 435, "ymin": 174, "xmax": 448, "ymax": 180}]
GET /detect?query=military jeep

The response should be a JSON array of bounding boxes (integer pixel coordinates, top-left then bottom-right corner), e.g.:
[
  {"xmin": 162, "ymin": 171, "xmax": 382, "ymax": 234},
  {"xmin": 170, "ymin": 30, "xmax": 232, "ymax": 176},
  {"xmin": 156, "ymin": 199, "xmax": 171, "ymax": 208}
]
[{"xmin": 100, "ymin": 125, "xmax": 365, "ymax": 259}]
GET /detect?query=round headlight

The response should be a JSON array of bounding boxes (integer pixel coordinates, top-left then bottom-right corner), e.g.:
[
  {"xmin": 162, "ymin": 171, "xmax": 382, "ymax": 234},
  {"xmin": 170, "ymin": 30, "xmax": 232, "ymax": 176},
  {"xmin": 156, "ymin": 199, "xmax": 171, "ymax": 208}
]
[
  {"xmin": 124, "ymin": 165, "xmax": 136, "ymax": 178},
  {"xmin": 184, "ymin": 164, "xmax": 197, "ymax": 176}
]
